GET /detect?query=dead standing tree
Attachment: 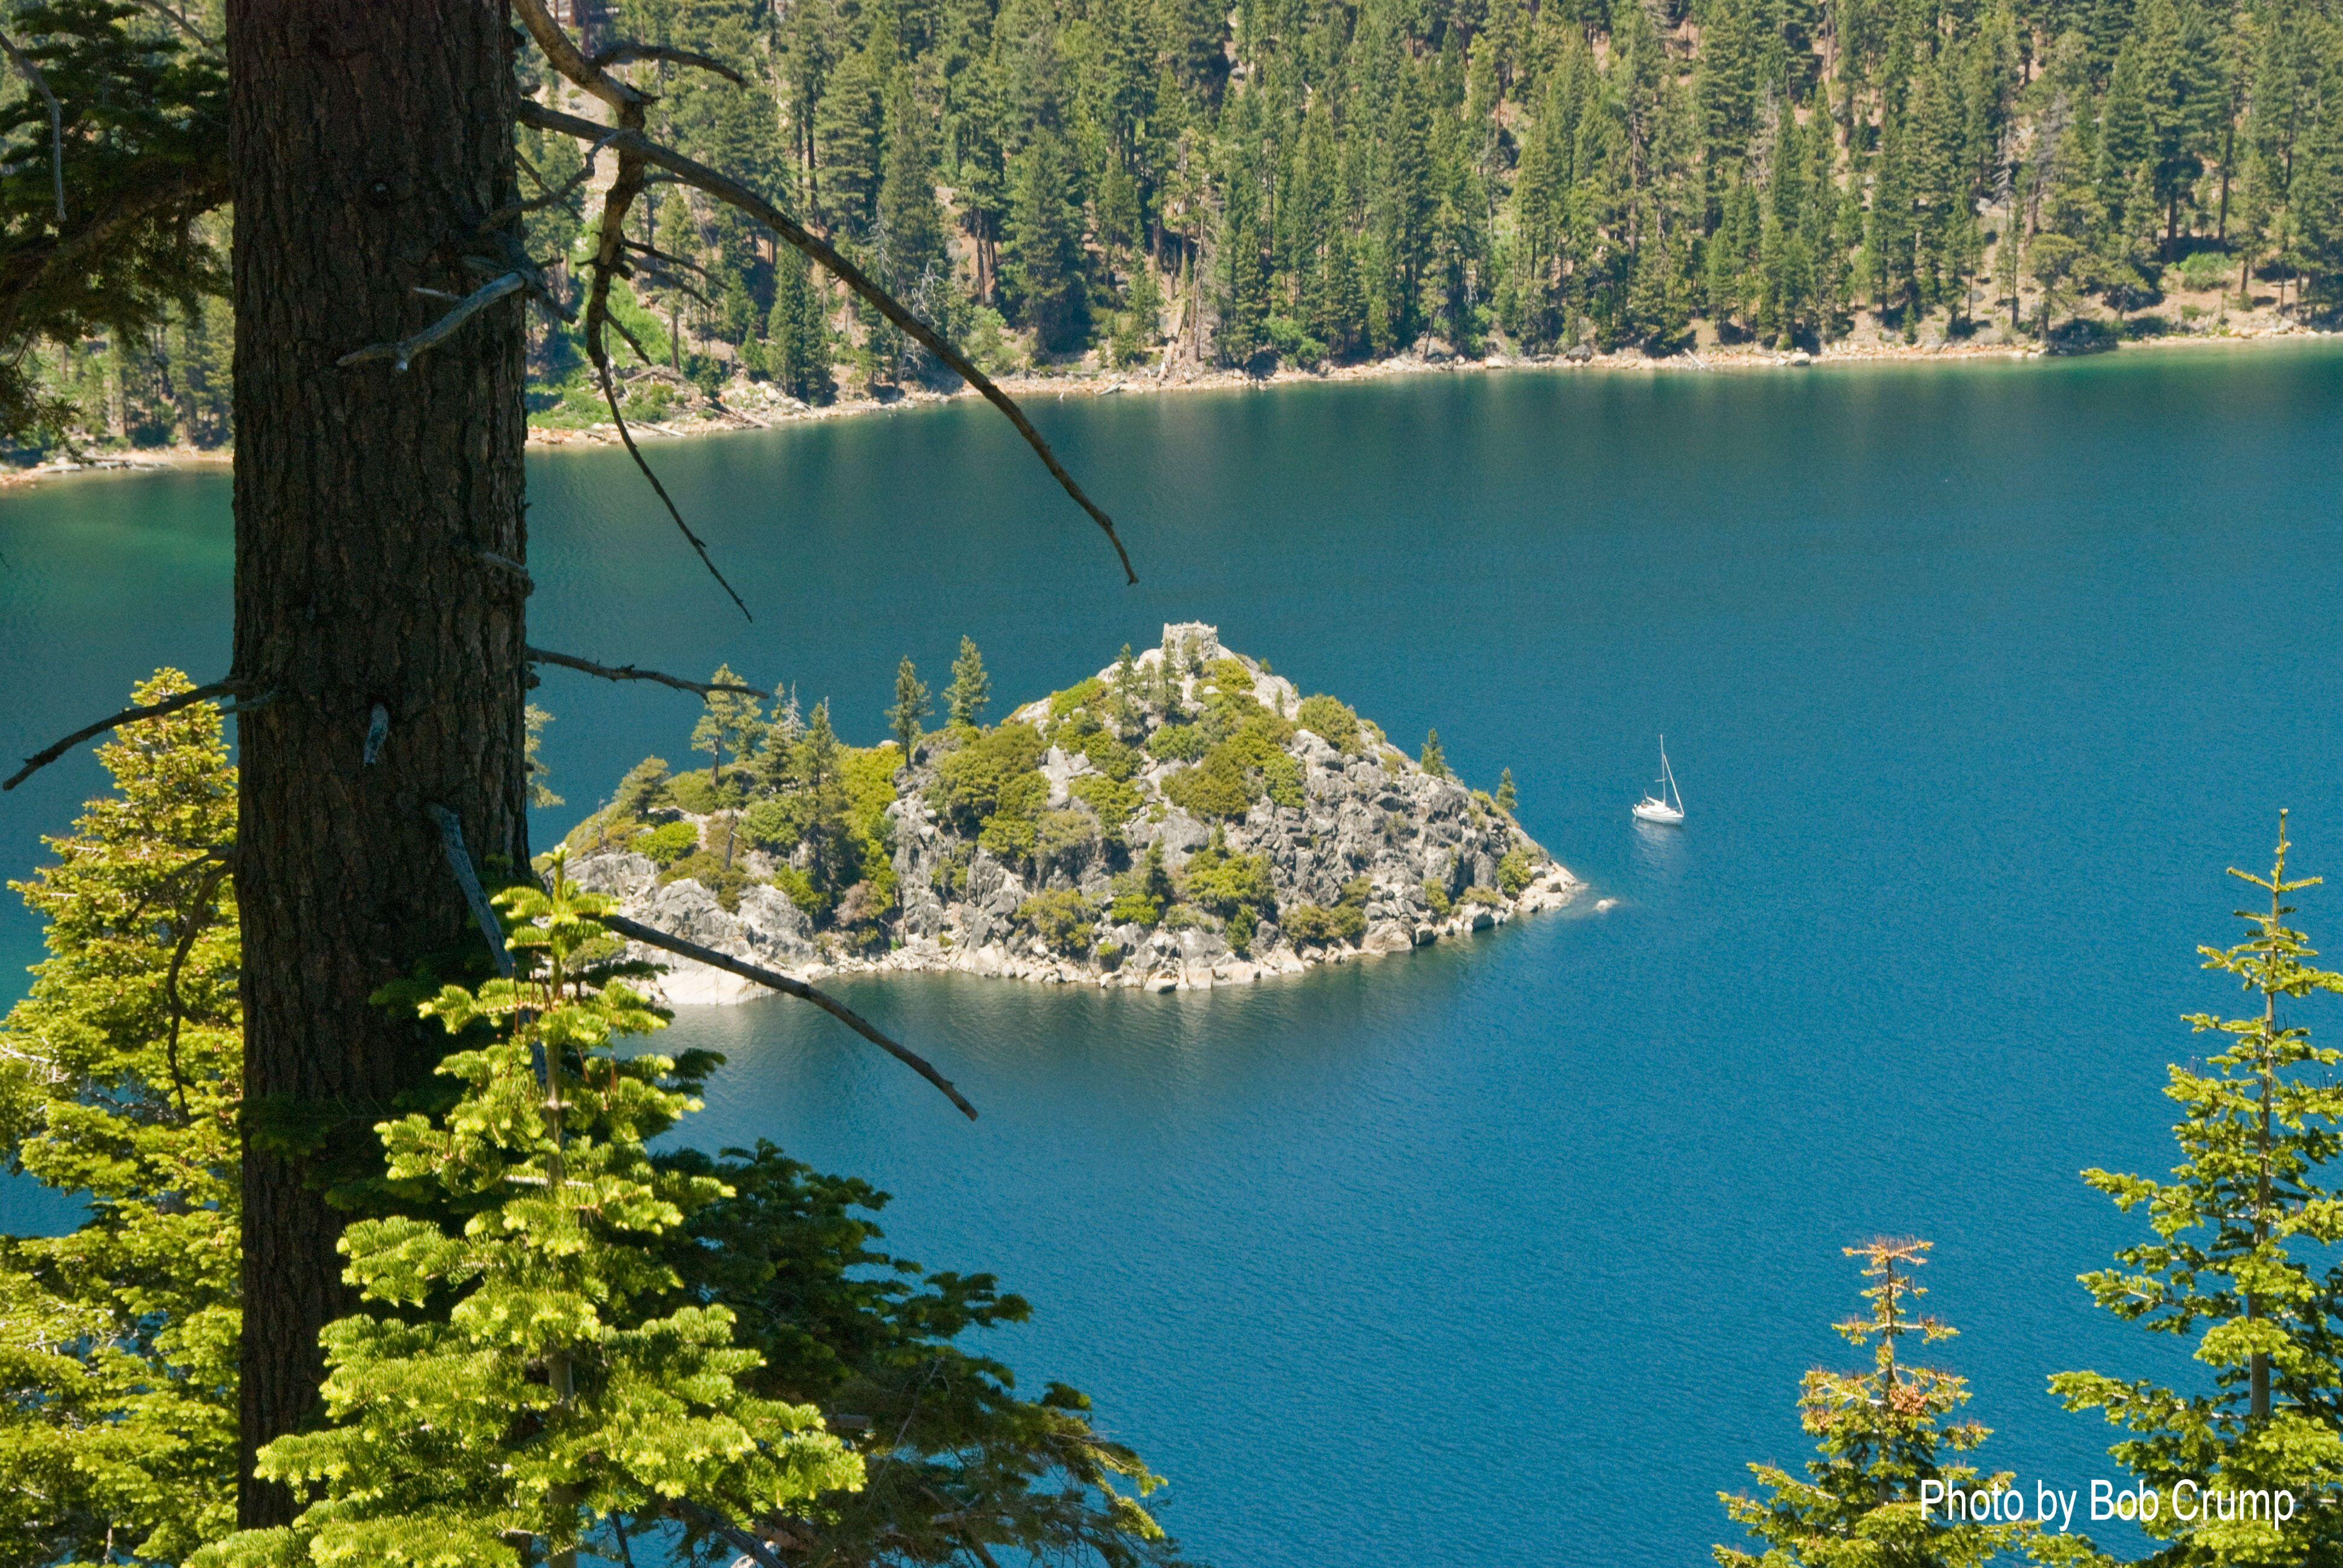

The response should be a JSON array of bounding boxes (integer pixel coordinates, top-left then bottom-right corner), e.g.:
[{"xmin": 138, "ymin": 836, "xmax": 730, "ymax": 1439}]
[{"xmin": 5, "ymin": 0, "xmax": 1133, "ymax": 1532}]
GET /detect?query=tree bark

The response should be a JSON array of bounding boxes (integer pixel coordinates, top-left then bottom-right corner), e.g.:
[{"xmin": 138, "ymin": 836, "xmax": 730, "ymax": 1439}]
[{"xmin": 228, "ymin": 0, "xmax": 528, "ymax": 1527}]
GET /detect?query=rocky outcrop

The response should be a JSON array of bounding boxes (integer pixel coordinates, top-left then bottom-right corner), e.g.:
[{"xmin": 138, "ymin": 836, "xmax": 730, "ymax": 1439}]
[{"xmin": 570, "ymin": 623, "xmax": 1583, "ymax": 1001}]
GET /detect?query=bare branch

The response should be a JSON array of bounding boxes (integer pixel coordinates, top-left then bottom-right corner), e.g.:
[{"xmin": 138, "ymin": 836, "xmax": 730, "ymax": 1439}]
[
  {"xmin": 478, "ymin": 549, "xmax": 534, "ymax": 593},
  {"xmin": 536, "ymin": 83, "xmax": 752, "ymax": 620},
  {"xmin": 0, "ymin": 28, "xmax": 65, "ymax": 223},
  {"xmin": 511, "ymin": 0, "xmax": 643, "ymax": 112},
  {"xmin": 133, "ymin": 0, "xmax": 213, "ymax": 47},
  {"xmin": 4, "ymin": 678, "xmax": 242, "ymax": 792},
  {"xmin": 487, "ymin": 129, "xmax": 622, "ymax": 229},
  {"xmin": 338, "ymin": 271, "xmax": 526, "ymax": 371},
  {"xmin": 518, "ymin": 100, "xmax": 1139, "ymax": 587},
  {"xmin": 602, "ymin": 913, "xmax": 980, "ymax": 1122},
  {"xmin": 623, "ymin": 236, "xmax": 714, "ymax": 280},
  {"xmin": 604, "ymin": 309, "xmax": 659, "ymax": 368},
  {"xmin": 588, "ymin": 42, "xmax": 751, "ymax": 88},
  {"xmin": 525, "ymin": 647, "xmax": 760, "ymax": 699},
  {"xmin": 591, "ymin": 353, "xmax": 752, "ymax": 618},
  {"xmin": 428, "ymin": 805, "xmax": 513, "ymax": 979}
]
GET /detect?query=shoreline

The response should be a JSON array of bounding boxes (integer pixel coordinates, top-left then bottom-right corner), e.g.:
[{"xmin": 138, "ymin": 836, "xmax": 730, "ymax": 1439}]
[{"xmin": 8, "ymin": 320, "xmax": 2333, "ymax": 489}]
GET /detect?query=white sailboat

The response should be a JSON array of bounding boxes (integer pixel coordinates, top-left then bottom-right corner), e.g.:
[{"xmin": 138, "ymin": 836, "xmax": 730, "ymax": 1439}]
[{"xmin": 1632, "ymin": 737, "xmax": 1685, "ymax": 825}]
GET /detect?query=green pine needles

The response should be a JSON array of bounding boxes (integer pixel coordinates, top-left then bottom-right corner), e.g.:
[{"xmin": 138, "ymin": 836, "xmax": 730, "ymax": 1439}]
[
  {"xmin": 2050, "ymin": 812, "xmax": 2343, "ymax": 1566},
  {"xmin": 195, "ymin": 866, "xmax": 862, "ymax": 1568},
  {"xmin": 0, "ymin": 670, "xmax": 240, "ymax": 1567},
  {"xmin": 1717, "ymin": 1239, "xmax": 2027, "ymax": 1568}
]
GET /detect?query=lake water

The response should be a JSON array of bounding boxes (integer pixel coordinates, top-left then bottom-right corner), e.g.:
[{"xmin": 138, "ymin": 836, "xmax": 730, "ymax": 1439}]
[{"xmin": 5, "ymin": 344, "xmax": 2342, "ymax": 1566}]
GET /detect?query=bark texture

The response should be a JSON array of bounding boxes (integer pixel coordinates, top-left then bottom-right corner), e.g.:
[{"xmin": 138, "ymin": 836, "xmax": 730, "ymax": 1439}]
[{"xmin": 227, "ymin": 0, "xmax": 528, "ymax": 1527}]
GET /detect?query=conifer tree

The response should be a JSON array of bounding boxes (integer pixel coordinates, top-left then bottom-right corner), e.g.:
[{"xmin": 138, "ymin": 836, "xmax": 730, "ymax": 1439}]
[
  {"xmin": 1005, "ymin": 126, "xmax": 1091, "ymax": 353},
  {"xmin": 2051, "ymin": 815, "xmax": 2343, "ymax": 1564},
  {"xmin": 948, "ymin": 635, "xmax": 994, "ymax": 726},
  {"xmin": 0, "ymin": 672, "xmax": 240, "ymax": 1566},
  {"xmin": 1496, "ymin": 766, "xmax": 1518, "ymax": 813},
  {"xmin": 525, "ymin": 702, "xmax": 563, "ymax": 809},
  {"xmin": 890, "ymin": 655, "xmax": 934, "ymax": 759},
  {"xmin": 690, "ymin": 664, "xmax": 764, "ymax": 791},
  {"xmin": 768, "ymin": 247, "xmax": 837, "ymax": 405},
  {"xmin": 191, "ymin": 867, "xmax": 865, "ymax": 1568},
  {"xmin": 1717, "ymin": 1240, "xmax": 2028, "ymax": 1568},
  {"xmin": 1420, "ymin": 728, "xmax": 1446, "ymax": 777}
]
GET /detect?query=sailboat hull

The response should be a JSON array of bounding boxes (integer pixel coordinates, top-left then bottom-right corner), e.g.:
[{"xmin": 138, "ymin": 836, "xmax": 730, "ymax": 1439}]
[{"xmin": 1632, "ymin": 799, "xmax": 1684, "ymax": 825}]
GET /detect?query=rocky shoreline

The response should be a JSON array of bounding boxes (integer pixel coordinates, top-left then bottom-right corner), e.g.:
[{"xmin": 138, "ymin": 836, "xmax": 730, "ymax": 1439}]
[
  {"xmin": 563, "ymin": 624, "xmax": 1582, "ymax": 1005},
  {"xmin": 520, "ymin": 313, "xmax": 2337, "ymax": 454},
  {"xmin": 8, "ymin": 322, "xmax": 2332, "ymax": 490}
]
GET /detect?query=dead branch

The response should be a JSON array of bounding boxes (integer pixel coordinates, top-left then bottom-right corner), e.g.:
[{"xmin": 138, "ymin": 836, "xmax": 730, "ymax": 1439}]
[
  {"xmin": 488, "ymin": 129, "xmax": 621, "ymax": 229},
  {"xmin": 519, "ymin": 101, "xmax": 1137, "ymax": 587},
  {"xmin": 339, "ymin": 270, "xmax": 526, "ymax": 371},
  {"xmin": 511, "ymin": 0, "xmax": 643, "ymax": 114},
  {"xmin": 603, "ymin": 308, "xmax": 658, "ymax": 368},
  {"xmin": 589, "ymin": 353, "xmax": 751, "ymax": 618},
  {"xmin": 0, "ymin": 28, "xmax": 65, "ymax": 223},
  {"xmin": 524, "ymin": 647, "xmax": 759, "ymax": 698},
  {"xmin": 4, "ymin": 678, "xmax": 242, "ymax": 792},
  {"xmin": 517, "ymin": 16, "xmax": 753, "ymax": 621},
  {"xmin": 478, "ymin": 549, "xmax": 534, "ymax": 593},
  {"xmin": 588, "ymin": 42, "xmax": 751, "ymax": 88},
  {"xmin": 623, "ymin": 237, "xmax": 713, "ymax": 279},
  {"xmin": 133, "ymin": 0, "xmax": 212, "ymax": 47},
  {"xmin": 601, "ymin": 913, "xmax": 979, "ymax": 1122},
  {"xmin": 160, "ymin": 860, "xmax": 230, "ymax": 1123},
  {"xmin": 427, "ymin": 805, "xmax": 514, "ymax": 979}
]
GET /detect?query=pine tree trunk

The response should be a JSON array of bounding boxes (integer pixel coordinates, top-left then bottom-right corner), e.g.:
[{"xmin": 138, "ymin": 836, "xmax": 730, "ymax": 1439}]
[{"xmin": 228, "ymin": 0, "xmax": 529, "ymax": 1526}]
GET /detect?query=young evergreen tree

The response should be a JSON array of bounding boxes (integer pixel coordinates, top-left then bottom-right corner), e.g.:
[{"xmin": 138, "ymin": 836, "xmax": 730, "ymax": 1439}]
[
  {"xmin": 1496, "ymin": 766, "xmax": 1518, "ymax": 813},
  {"xmin": 948, "ymin": 635, "xmax": 994, "ymax": 726},
  {"xmin": 890, "ymin": 655, "xmax": 934, "ymax": 759},
  {"xmin": 1717, "ymin": 1240, "xmax": 2028, "ymax": 1568},
  {"xmin": 0, "ymin": 673, "xmax": 240, "ymax": 1566},
  {"xmin": 191, "ymin": 868, "xmax": 865, "ymax": 1568},
  {"xmin": 2050, "ymin": 815, "xmax": 2343, "ymax": 1564},
  {"xmin": 1420, "ymin": 728, "xmax": 1446, "ymax": 777}
]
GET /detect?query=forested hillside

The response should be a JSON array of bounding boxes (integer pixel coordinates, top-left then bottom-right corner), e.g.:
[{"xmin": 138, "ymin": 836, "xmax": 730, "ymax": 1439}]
[{"xmin": 10, "ymin": 0, "xmax": 2342, "ymax": 450}]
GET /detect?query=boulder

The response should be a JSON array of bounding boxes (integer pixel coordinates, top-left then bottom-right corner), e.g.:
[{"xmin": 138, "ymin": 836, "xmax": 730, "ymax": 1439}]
[{"xmin": 569, "ymin": 850, "xmax": 655, "ymax": 901}]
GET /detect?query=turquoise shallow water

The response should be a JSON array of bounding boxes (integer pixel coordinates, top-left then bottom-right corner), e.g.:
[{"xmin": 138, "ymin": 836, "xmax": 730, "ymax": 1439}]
[{"xmin": 4, "ymin": 344, "xmax": 2342, "ymax": 1564}]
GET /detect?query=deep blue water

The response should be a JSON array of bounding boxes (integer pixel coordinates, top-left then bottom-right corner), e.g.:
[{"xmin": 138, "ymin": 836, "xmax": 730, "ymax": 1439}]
[{"xmin": 5, "ymin": 344, "xmax": 2342, "ymax": 1565}]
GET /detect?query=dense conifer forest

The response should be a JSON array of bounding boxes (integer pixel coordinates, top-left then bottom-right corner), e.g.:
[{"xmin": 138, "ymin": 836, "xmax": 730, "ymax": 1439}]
[{"xmin": 8, "ymin": 0, "xmax": 2341, "ymax": 451}]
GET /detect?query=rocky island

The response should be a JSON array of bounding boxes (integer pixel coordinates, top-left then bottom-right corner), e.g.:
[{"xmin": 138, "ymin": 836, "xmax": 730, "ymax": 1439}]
[{"xmin": 560, "ymin": 624, "xmax": 1581, "ymax": 1003}]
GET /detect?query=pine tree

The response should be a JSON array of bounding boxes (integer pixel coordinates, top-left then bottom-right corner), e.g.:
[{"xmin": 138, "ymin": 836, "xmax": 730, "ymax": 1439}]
[
  {"xmin": 889, "ymin": 655, "xmax": 933, "ymax": 759},
  {"xmin": 947, "ymin": 635, "xmax": 993, "ymax": 726},
  {"xmin": 1378, "ymin": 66, "xmax": 1438, "ymax": 348},
  {"xmin": 2050, "ymin": 815, "xmax": 2343, "ymax": 1564},
  {"xmin": 768, "ymin": 246, "xmax": 836, "ymax": 405},
  {"xmin": 1217, "ymin": 183, "xmax": 1273, "ymax": 365},
  {"xmin": 878, "ymin": 73, "xmax": 949, "ymax": 298},
  {"xmin": 525, "ymin": 702, "xmax": 563, "ymax": 809},
  {"xmin": 191, "ymin": 867, "xmax": 865, "ymax": 1568},
  {"xmin": 1496, "ymin": 766, "xmax": 1518, "ymax": 813},
  {"xmin": 815, "ymin": 38, "xmax": 888, "ymax": 233},
  {"xmin": 1717, "ymin": 1240, "xmax": 2028, "ymax": 1568},
  {"xmin": 798, "ymin": 701, "xmax": 857, "ymax": 901},
  {"xmin": 0, "ymin": 672, "xmax": 240, "ymax": 1565},
  {"xmin": 1420, "ymin": 728, "xmax": 1446, "ymax": 777},
  {"xmin": 1004, "ymin": 126, "xmax": 1091, "ymax": 353},
  {"xmin": 690, "ymin": 664, "xmax": 764, "ymax": 791}
]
